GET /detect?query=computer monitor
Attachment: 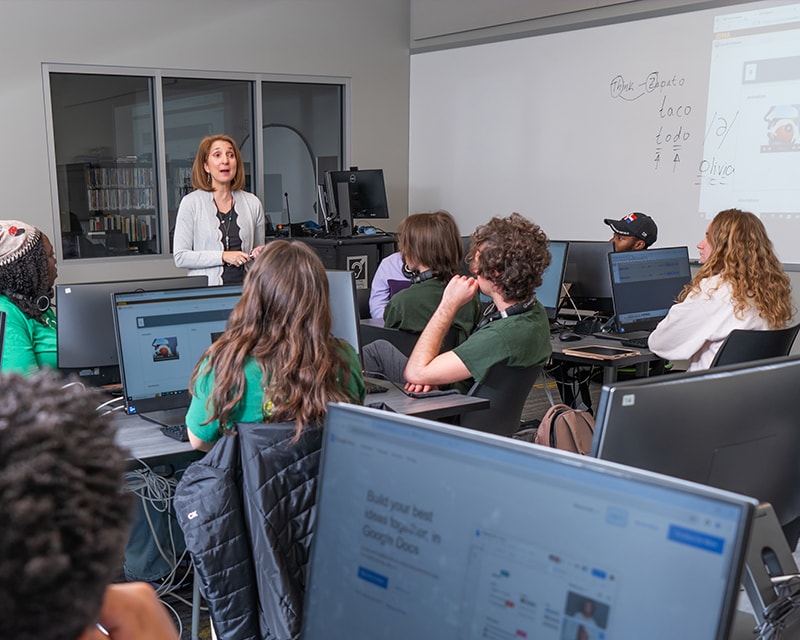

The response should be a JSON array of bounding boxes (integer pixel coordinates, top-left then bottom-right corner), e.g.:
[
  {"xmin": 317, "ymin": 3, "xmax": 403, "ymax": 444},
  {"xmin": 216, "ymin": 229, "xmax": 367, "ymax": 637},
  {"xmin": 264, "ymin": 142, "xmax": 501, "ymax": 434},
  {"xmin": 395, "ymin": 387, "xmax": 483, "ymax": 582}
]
[
  {"xmin": 326, "ymin": 169, "xmax": 390, "ymax": 220},
  {"xmin": 303, "ymin": 403, "xmax": 756, "ymax": 640},
  {"xmin": 326, "ymin": 269, "xmax": 362, "ymax": 359},
  {"xmin": 607, "ymin": 246, "xmax": 692, "ymax": 333},
  {"xmin": 537, "ymin": 240, "xmax": 568, "ymax": 321},
  {"xmin": 592, "ymin": 355, "xmax": 800, "ymax": 534},
  {"xmin": 562, "ymin": 240, "xmax": 614, "ymax": 316},
  {"xmin": 55, "ymin": 276, "xmax": 207, "ymax": 386},
  {"xmin": 112, "ymin": 285, "xmax": 242, "ymax": 417}
]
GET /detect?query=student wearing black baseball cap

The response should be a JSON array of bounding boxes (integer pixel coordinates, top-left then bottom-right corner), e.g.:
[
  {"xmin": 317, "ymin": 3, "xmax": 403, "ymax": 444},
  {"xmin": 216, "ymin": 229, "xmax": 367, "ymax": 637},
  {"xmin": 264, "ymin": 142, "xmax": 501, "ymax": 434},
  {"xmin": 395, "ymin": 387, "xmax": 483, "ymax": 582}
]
[{"xmin": 604, "ymin": 212, "xmax": 658, "ymax": 252}]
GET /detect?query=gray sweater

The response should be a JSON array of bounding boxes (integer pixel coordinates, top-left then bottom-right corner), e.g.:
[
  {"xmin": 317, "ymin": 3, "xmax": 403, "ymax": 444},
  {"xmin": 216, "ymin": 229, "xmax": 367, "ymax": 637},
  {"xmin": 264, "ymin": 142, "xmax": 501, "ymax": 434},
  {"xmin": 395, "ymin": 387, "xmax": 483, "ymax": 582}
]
[{"xmin": 173, "ymin": 189, "xmax": 265, "ymax": 285}]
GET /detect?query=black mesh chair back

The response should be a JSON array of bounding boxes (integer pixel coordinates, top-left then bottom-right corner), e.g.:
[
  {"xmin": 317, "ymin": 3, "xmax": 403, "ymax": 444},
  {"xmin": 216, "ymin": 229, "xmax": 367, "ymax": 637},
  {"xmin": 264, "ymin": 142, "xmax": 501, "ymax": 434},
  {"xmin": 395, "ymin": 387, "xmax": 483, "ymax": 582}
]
[
  {"xmin": 460, "ymin": 363, "xmax": 543, "ymax": 437},
  {"xmin": 710, "ymin": 323, "xmax": 800, "ymax": 368}
]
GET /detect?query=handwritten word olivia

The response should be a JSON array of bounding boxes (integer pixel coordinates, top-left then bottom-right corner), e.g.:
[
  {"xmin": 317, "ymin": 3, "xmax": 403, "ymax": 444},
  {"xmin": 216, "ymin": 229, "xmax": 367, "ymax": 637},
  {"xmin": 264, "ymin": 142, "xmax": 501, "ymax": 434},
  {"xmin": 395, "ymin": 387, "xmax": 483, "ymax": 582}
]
[{"xmin": 698, "ymin": 156, "xmax": 735, "ymax": 184}]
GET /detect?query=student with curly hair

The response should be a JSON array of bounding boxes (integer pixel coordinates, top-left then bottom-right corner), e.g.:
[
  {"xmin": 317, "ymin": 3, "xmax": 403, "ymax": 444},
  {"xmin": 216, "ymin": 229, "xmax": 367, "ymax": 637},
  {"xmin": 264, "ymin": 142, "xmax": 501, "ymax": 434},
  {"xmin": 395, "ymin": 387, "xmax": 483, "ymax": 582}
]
[
  {"xmin": 381, "ymin": 210, "xmax": 480, "ymax": 343},
  {"xmin": 365, "ymin": 213, "xmax": 552, "ymax": 392},
  {"xmin": 0, "ymin": 371, "xmax": 178, "ymax": 640},
  {"xmin": 648, "ymin": 208, "xmax": 794, "ymax": 370},
  {"xmin": 0, "ymin": 220, "xmax": 58, "ymax": 374},
  {"xmin": 185, "ymin": 240, "xmax": 365, "ymax": 451}
]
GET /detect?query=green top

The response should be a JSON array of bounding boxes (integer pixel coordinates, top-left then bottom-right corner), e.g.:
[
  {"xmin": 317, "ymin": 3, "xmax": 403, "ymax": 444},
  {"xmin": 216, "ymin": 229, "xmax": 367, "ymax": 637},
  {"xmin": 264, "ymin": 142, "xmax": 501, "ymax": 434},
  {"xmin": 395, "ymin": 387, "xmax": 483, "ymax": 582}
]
[
  {"xmin": 186, "ymin": 339, "xmax": 365, "ymax": 444},
  {"xmin": 452, "ymin": 302, "xmax": 552, "ymax": 393},
  {"xmin": 0, "ymin": 296, "xmax": 57, "ymax": 375},
  {"xmin": 383, "ymin": 278, "xmax": 481, "ymax": 345}
]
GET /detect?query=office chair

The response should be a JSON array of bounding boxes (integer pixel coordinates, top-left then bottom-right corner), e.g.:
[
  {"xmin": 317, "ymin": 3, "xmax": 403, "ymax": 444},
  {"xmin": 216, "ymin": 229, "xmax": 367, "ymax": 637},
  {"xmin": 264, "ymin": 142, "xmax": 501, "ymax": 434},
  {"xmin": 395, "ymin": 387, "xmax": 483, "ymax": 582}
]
[
  {"xmin": 459, "ymin": 363, "xmax": 544, "ymax": 437},
  {"xmin": 710, "ymin": 323, "xmax": 800, "ymax": 368}
]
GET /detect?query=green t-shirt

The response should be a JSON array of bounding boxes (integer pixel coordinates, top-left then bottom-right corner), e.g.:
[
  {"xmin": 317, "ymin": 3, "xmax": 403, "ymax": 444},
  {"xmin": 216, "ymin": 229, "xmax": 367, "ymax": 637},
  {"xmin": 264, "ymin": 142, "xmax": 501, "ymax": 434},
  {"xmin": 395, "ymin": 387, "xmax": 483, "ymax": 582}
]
[
  {"xmin": 452, "ymin": 302, "xmax": 552, "ymax": 393},
  {"xmin": 186, "ymin": 339, "xmax": 365, "ymax": 444},
  {"xmin": 0, "ymin": 296, "xmax": 57, "ymax": 375},
  {"xmin": 383, "ymin": 278, "xmax": 481, "ymax": 345}
]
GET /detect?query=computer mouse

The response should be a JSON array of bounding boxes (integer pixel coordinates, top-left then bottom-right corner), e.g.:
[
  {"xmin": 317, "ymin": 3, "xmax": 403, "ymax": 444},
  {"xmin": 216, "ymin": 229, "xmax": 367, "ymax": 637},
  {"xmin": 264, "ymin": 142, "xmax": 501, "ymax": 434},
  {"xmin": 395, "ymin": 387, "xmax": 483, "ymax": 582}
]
[{"xmin": 559, "ymin": 332, "xmax": 583, "ymax": 342}]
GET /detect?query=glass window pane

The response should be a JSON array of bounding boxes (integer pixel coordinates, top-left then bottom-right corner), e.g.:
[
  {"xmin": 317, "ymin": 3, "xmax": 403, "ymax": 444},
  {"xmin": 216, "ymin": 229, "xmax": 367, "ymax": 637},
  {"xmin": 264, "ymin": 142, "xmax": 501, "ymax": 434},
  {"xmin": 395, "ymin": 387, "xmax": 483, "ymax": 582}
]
[
  {"xmin": 162, "ymin": 78, "xmax": 254, "ymax": 250},
  {"xmin": 261, "ymin": 82, "xmax": 343, "ymax": 229},
  {"xmin": 50, "ymin": 73, "xmax": 159, "ymax": 260}
]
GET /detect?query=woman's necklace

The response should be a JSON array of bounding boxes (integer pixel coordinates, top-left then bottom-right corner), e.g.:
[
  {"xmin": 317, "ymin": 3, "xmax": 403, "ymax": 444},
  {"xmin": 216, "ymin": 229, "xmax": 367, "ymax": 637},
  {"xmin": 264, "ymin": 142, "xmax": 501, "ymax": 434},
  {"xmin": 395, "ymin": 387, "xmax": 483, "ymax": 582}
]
[
  {"xmin": 217, "ymin": 208, "xmax": 234, "ymax": 251},
  {"xmin": 215, "ymin": 193, "xmax": 235, "ymax": 251}
]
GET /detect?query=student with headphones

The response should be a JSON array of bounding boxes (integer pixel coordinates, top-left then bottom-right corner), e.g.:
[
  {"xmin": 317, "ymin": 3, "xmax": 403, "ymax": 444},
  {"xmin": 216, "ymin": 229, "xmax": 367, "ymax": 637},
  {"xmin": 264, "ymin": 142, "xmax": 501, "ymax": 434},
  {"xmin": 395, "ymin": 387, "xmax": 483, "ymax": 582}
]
[
  {"xmin": 364, "ymin": 213, "xmax": 552, "ymax": 393},
  {"xmin": 381, "ymin": 211, "xmax": 481, "ymax": 345},
  {"xmin": 0, "ymin": 220, "xmax": 58, "ymax": 374}
]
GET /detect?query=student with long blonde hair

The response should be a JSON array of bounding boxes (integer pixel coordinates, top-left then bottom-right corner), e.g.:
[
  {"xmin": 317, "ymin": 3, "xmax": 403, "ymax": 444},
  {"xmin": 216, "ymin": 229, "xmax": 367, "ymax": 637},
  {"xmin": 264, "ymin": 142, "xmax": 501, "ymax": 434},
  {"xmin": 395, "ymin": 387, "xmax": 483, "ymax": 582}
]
[
  {"xmin": 648, "ymin": 208, "xmax": 794, "ymax": 370},
  {"xmin": 185, "ymin": 240, "xmax": 365, "ymax": 451}
]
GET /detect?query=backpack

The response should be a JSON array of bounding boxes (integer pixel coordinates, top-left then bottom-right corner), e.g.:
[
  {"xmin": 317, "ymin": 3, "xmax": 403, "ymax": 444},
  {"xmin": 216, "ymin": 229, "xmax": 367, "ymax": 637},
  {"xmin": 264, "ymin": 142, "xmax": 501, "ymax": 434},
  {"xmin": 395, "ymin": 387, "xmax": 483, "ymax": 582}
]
[{"xmin": 514, "ymin": 403, "xmax": 595, "ymax": 455}]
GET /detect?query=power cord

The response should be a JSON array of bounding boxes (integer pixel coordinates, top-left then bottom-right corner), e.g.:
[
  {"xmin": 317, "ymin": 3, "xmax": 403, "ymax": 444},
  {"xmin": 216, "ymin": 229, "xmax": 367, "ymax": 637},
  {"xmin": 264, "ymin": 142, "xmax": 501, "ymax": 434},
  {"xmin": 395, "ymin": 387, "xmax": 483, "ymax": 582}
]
[{"xmin": 754, "ymin": 576, "xmax": 800, "ymax": 639}]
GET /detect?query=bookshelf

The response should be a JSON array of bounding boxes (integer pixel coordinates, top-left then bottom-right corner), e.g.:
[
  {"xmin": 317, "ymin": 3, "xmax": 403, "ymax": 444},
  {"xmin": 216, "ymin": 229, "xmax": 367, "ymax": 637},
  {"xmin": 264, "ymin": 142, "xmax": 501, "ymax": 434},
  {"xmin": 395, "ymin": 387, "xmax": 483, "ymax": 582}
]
[{"xmin": 63, "ymin": 162, "xmax": 160, "ymax": 257}]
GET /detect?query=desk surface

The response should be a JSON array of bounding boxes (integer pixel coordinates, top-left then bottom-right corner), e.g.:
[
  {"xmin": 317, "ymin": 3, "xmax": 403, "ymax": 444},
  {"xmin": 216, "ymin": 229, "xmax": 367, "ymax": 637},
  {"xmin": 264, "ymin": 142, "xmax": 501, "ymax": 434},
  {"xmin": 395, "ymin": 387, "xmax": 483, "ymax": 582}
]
[
  {"xmin": 549, "ymin": 334, "xmax": 662, "ymax": 384},
  {"xmin": 114, "ymin": 384, "xmax": 488, "ymax": 464}
]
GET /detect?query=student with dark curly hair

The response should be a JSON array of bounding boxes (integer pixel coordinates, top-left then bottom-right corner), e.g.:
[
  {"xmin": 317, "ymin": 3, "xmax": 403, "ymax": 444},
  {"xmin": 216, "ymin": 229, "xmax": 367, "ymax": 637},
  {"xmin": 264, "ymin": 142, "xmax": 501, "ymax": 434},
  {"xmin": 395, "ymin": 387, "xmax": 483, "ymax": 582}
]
[
  {"xmin": 381, "ymin": 210, "xmax": 480, "ymax": 344},
  {"xmin": 0, "ymin": 220, "xmax": 58, "ymax": 374},
  {"xmin": 186, "ymin": 240, "xmax": 365, "ymax": 451},
  {"xmin": 649, "ymin": 208, "xmax": 794, "ymax": 370},
  {"xmin": 0, "ymin": 371, "xmax": 178, "ymax": 639},
  {"xmin": 364, "ymin": 213, "xmax": 552, "ymax": 392}
]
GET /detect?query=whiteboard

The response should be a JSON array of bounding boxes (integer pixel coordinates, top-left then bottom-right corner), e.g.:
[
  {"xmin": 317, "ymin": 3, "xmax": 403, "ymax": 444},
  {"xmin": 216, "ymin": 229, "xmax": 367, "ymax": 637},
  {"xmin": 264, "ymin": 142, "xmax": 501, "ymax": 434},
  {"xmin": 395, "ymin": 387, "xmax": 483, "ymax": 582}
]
[{"xmin": 409, "ymin": 0, "xmax": 800, "ymax": 264}]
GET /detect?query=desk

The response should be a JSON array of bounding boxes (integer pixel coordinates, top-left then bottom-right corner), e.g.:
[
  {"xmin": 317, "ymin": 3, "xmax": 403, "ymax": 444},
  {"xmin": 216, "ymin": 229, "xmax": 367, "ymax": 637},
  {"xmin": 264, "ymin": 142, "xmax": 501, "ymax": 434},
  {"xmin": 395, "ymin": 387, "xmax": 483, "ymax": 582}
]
[
  {"xmin": 113, "ymin": 385, "xmax": 488, "ymax": 461},
  {"xmin": 549, "ymin": 335, "xmax": 663, "ymax": 385}
]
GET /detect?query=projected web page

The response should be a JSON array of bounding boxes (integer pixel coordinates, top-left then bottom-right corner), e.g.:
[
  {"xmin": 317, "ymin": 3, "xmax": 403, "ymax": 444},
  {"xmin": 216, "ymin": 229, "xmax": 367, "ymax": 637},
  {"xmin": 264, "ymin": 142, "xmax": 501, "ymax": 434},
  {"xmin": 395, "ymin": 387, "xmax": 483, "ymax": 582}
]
[{"xmin": 700, "ymin": 3, "xmax": 800, "ymax": 220}]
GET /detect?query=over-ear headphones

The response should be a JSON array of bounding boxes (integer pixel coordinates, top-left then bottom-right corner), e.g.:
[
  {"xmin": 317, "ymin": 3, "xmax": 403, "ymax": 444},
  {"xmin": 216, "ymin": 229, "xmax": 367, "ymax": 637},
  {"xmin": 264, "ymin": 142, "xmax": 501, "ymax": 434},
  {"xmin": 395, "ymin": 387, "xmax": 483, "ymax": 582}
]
[
  {"xmin": 402, "ymin": 262, "xmax": 435, "ymax": 284},
  {"xmin": 474, "ymin": 297, "xmax": 536, "ymax": 332},
  {"xmin": 3, "ymin": 290, "xmax": 51, "ymax": 312}
]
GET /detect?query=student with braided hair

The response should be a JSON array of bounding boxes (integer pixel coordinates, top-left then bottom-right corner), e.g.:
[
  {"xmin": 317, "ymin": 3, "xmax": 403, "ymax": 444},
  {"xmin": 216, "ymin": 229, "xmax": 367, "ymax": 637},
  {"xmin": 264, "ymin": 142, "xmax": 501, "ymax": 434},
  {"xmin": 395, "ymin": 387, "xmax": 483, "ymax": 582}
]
[{"xmin": 0, "ymin": 220, "xmax": 58, "ymax": 374}]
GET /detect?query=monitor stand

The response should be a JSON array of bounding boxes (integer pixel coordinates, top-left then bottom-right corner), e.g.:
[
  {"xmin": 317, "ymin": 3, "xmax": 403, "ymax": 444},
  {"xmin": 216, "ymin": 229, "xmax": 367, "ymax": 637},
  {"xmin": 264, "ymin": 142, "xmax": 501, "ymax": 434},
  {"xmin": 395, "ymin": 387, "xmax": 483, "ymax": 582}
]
[{"xmin": 740, "ymin": 503, "xmax": 800, "ymax": 632}]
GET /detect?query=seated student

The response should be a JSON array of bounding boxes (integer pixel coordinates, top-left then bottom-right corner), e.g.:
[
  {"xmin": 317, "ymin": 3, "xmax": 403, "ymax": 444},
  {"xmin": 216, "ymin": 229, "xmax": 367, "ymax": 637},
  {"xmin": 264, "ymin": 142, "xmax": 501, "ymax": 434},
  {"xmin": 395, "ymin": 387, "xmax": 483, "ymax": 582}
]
[
  {"xmin": 0, "ymin": 220, "xmax": 58, "ymax": 374},
  {"xmin": 365, "ymin": 213, "xmax": 552, "ymax": 393},
  {"xmin": 382, "ymin": 211, "xmax": 481, "ymax": 344},
  {"xmin": 369, "ymin": 251, "xmax": 411, "ymax": 319},
  {"xmin": 648, "ymin": 208, "xmax": 794, "ymax": 371},
  {"xmin": 185, "ymin": 240, "xmax": 365, "ymax": 452},
  {"xmin": 604, "ymin": 212, "xmax": 658, "ymax": 252},
  {"xmin": 0, "ymin": 371, "xmax": 178, "ymax": 640}
]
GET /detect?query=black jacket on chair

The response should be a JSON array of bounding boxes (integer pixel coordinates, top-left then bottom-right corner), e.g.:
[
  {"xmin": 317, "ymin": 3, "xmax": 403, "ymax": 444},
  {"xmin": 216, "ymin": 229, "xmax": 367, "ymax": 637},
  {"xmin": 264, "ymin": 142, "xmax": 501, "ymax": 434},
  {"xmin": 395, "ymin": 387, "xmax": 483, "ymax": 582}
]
[{"xmin": 174, "ymin": 422, "xmax": 322, "ymax": 640}]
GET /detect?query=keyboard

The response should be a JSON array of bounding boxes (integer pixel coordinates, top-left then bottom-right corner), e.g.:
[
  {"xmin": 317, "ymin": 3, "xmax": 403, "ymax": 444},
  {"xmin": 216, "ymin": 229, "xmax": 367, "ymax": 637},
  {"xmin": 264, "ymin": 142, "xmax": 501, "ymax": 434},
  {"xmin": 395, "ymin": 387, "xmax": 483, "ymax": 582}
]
[
  {"xmin": 365, "ymin": 380, "xmax": 389, "ymax": 394},
  {"xmin": 593, "ymin": 330, "xmax": 651, "ymax": 342},
  {"xmin": 160, "ymin": 424, "xmax": 189, "ymax": 442},
  {"xmin": 620, "ymin": 336, "xmax": 650, "ymax": 349},
  {"xmin": 403, "ymin": 388, "xmax": 462, "ymax": 399}
]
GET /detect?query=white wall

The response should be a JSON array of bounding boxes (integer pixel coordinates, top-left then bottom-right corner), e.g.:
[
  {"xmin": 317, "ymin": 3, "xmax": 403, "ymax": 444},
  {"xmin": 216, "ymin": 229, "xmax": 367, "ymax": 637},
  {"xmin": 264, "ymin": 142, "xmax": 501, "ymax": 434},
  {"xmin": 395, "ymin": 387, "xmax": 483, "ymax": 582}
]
[{"xmin": 1, "ymin": 0, "xmax": 409, "ymax": 283}]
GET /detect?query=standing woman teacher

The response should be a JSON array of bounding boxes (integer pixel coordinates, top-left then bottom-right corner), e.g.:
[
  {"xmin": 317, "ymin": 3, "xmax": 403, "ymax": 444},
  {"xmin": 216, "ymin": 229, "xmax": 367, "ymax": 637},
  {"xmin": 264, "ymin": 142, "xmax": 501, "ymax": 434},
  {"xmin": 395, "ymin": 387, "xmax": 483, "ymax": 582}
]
[{"xmin": 173, "ymin": 134, "xmax": 265, "ymax": 285}]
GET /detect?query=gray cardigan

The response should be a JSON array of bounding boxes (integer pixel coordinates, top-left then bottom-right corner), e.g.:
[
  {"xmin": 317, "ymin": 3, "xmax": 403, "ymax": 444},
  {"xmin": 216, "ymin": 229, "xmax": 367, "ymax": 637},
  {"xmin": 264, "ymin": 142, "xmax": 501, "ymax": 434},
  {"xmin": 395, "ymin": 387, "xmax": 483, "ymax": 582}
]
[{"xmin": 173, "ymin": 189, "xmax": 265, "ymax": 285}]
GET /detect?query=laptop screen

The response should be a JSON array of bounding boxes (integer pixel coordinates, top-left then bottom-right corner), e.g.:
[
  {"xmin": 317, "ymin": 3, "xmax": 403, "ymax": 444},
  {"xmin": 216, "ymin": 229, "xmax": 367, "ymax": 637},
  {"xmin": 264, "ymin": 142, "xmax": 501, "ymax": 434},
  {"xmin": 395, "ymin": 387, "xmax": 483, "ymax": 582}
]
[
  {"xmin": 112, "ymin": 285, "xmax": 242, "ymax": 415},
  {"xmin": 537, "ymin": 240, "xmax": 568, "ymax": 321},
  {"xmin": 303, "ymin": 404, "xmax": 755, "ymax": 640},
  {"xmin": 608, "ymin": 246, "xmax": 692, "ymax": 333}
]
